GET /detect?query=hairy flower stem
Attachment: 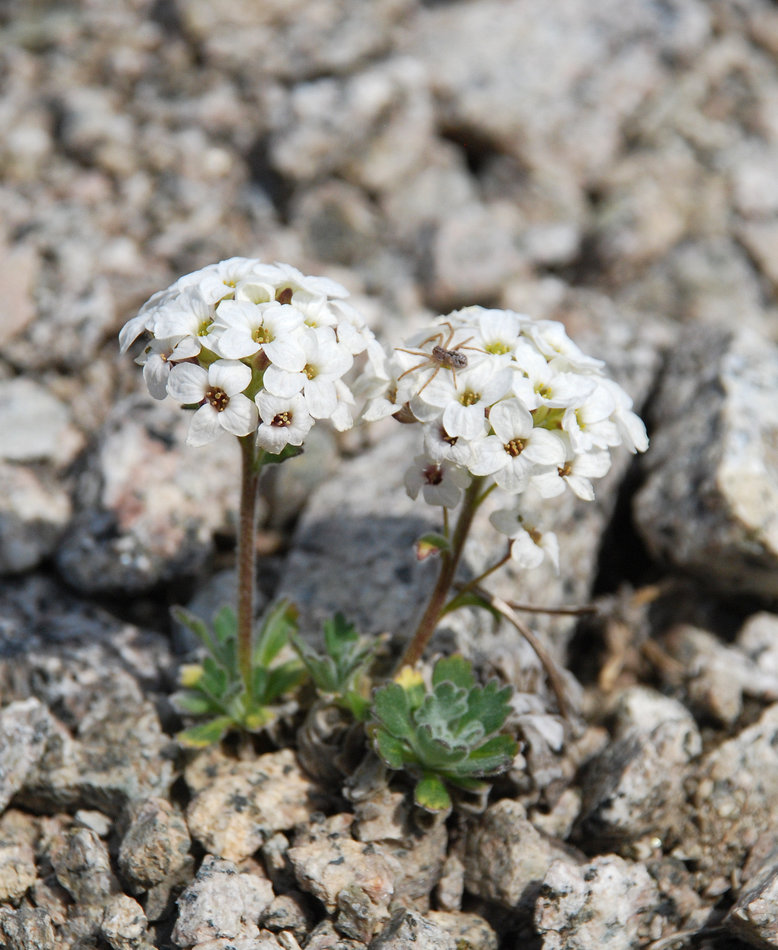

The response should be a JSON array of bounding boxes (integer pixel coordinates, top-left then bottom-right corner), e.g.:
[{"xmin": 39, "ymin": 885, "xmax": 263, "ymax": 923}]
[
  {"xmin": 237, "ymin": 435, "xmax": 261, "ymax": 695},
  {"xmin": 399, "ymin": 476, "xmax": 485, "ymax": 669}
]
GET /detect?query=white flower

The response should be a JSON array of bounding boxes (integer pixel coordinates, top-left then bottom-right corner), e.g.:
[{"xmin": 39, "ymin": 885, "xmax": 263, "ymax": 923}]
[
  {"xmin": 598, "ymin": 377, "xmax": 649, "ymax": 453},
  {"xmin": 167, "ymin": 359, "xmax": 258, "ymax": 446},
  {"xmin": 137, "ymin": 336, "xmax": 200, "ymax": 399},
  {"xmin": 490, "ymin": 508, "xmax": 560, "ymax": 572},
  {"xmin": 419, "ymin": 359, "xmax": 514, "ymax": 441},
  {"xmin": 329, "ymin": 379, "xmax": 357, "ymax": 432},
  {"xmin": 194, "ymin": 257, "xmax": 267, "ymax": 305},
  {"xmin": 469, "ymin": 398, "xmax": 566, "ymax": 492},
  {"xmin": 255, "ymin": 391, "xmax": 314, "ymax": 452},
  {"xmin": 251, "ymin": 261, "xmax": 350, "ymax": 301},
  {"xmin": 470, "ymin": 307, "xmax": 525, "ymax": 357},
  {"xmin": 263, "ymin": 326, "xmax": 353, "ymax": 419},
  {"xmin": 511, "ymin": 345, "xmax": 597, "ymax": 411},
  {"xmin": 521, "ymin": 319, "xmax": 605, "ymax": 373},
  {"xmin": 212, "ymin": 299, "xmax": 306, "ymax": 369},
  {"xmin": 530, "ymin": 448, "xmax": 612, "ymax": 501},
  {"xmin": 423, "ymin": 420, "xmax": 478, "ymax": 468},
  {"xmin": 152, "ymin": 287, "xmax": 217, "ymax": 356},
  {"xmin": 561, "ymin": 382, "xmax": 620, "ymax": 453},
  {"xmin": 404, "ymin": 455, "xmax": 471, "ymax": 508}
]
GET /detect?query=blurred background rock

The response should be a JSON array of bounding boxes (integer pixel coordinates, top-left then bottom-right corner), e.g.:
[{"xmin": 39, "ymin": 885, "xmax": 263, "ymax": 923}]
[{"xmin": 2, "ymin": 0, "xmax": 778, "ymax": 621}]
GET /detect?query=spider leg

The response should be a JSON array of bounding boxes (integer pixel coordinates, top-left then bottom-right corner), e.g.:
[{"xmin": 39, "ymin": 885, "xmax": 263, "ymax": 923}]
[
  {"xmin": 397, "ymin": 358, "xmax": 433, "ymax": 382},
  {"xmin": 415, "ymin": 329, "xmax": 445, "ymax": 349},
  {"xmin": 414, "ymin": 365, "xmax": 440, "ymax": 396},
  {"xmin": 437, "ymin": 321, "xmax": 456, "ymax": 348}
]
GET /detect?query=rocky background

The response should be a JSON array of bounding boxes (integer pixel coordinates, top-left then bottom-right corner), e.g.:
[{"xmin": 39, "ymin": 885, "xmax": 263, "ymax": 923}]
[{"xmin": 3, "ymin": 0, "xmax": 778, "ymax": 948}]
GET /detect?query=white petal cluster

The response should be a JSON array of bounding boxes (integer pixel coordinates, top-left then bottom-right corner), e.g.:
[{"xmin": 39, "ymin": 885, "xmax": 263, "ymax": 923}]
[
  {"xmin": 375, "ymin": 305, "xmax": 648, "ymax": 571},
  {"xmin": 120, "ymin": 258, "xmax": 382, "ymax": 450}
]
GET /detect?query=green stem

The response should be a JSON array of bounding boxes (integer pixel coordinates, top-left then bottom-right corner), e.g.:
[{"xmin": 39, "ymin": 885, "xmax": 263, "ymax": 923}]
[
  {"xmin": 398, "ymin": 476, "xmax": 484, "ymax": 669},
  {"xmin": 237, "ymin": 435, "xmax": 261, "ymax": 695}
]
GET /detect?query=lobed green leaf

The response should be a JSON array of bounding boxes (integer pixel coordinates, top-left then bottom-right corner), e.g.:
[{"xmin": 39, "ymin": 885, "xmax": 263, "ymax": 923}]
[
  {"xmin": 171, "ymin": 690, "xmax": 214, "ymax": 716},
  {"xmin": 431, "ymin": 654, "xmax": 475, "ymax": 691},
  {"xmin": 463, "ymin": 681, "xmax": 514, "ymax": 737},
  {"xmin": 371, "ymin": 726, "xmax": 409, "ymax": 770},
  {"xmin": 253, "ymin": 600, "xmax": 298, "ymax": 668},
  {"xmin": 453, "ymin": 734, "xmax": 518, "ymax": 777},
  {"xmin": 414, "ymin": 774, "xmax": 452, "ymax": 812},
  {"xmin": 177, "ymin": 716, "xmax": 235, "ymax": 748},
  {"xmin": 371, "ymin": 682, "xmax": 416, "ymax": 743}
]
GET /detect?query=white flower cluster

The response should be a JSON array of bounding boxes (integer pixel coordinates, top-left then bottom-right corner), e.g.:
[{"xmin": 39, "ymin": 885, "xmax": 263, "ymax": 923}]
[
  {"xmin": 120, "ymin": 258, "xmax": 384, "ymax": 451},
  {"xmin": 369, "ymin": 306, "xmax": 648, "ymax": 572}
]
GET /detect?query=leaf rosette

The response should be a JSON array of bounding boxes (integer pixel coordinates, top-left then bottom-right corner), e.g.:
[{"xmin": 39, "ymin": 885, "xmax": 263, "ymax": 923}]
[{"xmin": 368, "ymin": 654, "xmax": 518, "ymax": 812}]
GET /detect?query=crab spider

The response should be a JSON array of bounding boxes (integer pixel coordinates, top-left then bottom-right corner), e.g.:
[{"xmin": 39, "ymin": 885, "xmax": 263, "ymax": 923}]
[{"xmin": 395, "ymin": 322, "xmax": 482, "ymax": 396}]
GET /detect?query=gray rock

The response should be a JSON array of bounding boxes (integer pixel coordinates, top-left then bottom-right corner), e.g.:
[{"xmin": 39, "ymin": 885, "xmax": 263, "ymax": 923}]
[
  {"xmin": 0, "ymin": 377, "xmax": 84, "ymax": 466},
  {"xmin": 464, "ymin": 798, "xmax": 576, "ymax": 910},
  {"xmin": 660, "ymin": 623, "xmax": 778, "ymax": 725},
  {"xmin": 270, "ymin": 58, "xmax": 434, "ymax": 193},
  {"xmin": 291, "ymin": 181, "xmax": 381, "ymax": 268},
  {"xmin": 535, "ymin": 855, "xmax": 662, "ymax": 950},
  {"xmin": 0, "ymin": 837, "xmax": 36, "ymax": 902},
  {"xmin": 575, "ymin": 687, "xmax": 701, "ymax": 850},
  {"xmin": 0, "ymin": 905, "xmax": 57, "ymax": 950},
  {"xmin": 278, "ymin": 424, "xmax": 438, "ymax": 644},
  {"xmin": 426, "ymin": 202, "xmax": 528, "ymax": 310},
  {"xmin": 260, "ymin": 892, "xmax": 314, "ymax": 938},
  {"xmin": 435, "ymin": 852, "xmax": 465, "ymax": 913},
  {"xmin": 18, "ymin": 666, "xmax": 174, "ymax": 816},
  {"xmin": 737, "ymin": 612, "xmax": 778, "ymax": 690},
  {"xmin": 0, "ymin": 574, "xmax": 173, "ymax": 686},
  {"xmin": 100, "ymin": 894, "xmax": 154, "ymax": 950},
  {"xmin": 401, "ymin": 0, "xmax": 710, "ymax": 192},
  {"xmin": 727, "ymin": 860, "xmax": 778, "ymax": 949},
  {"xmin": 179, "ymin": 0, "xmax": 414, "ymax": 82},
  {"xmin": 426, "ymin": 911, "xmax": 498, "ymax": 950},
  {"xmin": 635, "ymin": 326, "xmax": 778, "ymax": 597},
  {"xmin": 74, "ymin": 809, "xmax": 113, "ymax": 838},
  {"xmin": 0, "ymin": 697, "xmax": 52, "ymax": 811},
  {"xmin": 619, "ymin": 237, "xmax": 771, "ymax": 337},
  {"xmin": 349, "ymin": 786, "xmax": 448, "ymax": 910},
  {"xmin": 119, "ymin": 797, "xmax": 192, "ymax": 892},
  {"xmin": 56, "ymin": 395, "xmax": 242, "ymax": 594},
  {"xmin": 0, "ymin": 461, "xmax": 72, "ymax": 574},
  {"xmin": 681, "ymin": 703, "xmax": 778, "ymax": 882},
  {"xmin": 287, "ymin": 829, "xmax": 399, "ymax": 939},
  {"xmin": 189, "ymin": 936, "xmax": 288, "ymax": 950},
  {"xmin": 305, "ymin": 919, "xmax": 367, "ymax": 950},
  {"xmin": 185, "ymin": 748, "xmax": 325, "ymax": 862},
  {"xmin": 49, "ymin": 826, "xmax": 117, "ymax": 904},
  {"xmin": 172, "ymin": 855, "xmax": 274, "ymax": 948},
  {"xmin": 369, "ymin": 909, "xmax": 456, "ymax": 950}
]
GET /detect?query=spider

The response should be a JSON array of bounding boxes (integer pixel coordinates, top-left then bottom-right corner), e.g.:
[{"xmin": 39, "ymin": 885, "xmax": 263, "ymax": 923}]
[{"xmin": 395, "ymin": 321, "xmax": 482, "ymax": 396}]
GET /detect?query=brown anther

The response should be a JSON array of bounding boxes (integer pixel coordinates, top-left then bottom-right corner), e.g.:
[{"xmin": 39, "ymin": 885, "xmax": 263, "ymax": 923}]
[
  {"xmin": 272, "ymin": 411, "xmax": 293, "ymax": 428},
  {"xmin": 459, "ymin": 390, "xmax": 480, "ymax": 407},
  {"xmin": 253, "ymin": 326, "xmax": 273, "ymax": 344},
  {"xmin": 205, "ymin": 387, "xmax": 230, "ymax": 412},
  {"xmin": 276, "ymin": 287, "xmax": 293, "ymax": 305},
  {"xmin": 504, "ymin": 438, "xmax": 525, "ymax": 457},
  {"xmin": 423, "ymin": 463, "xmax": 444, "ymax": 486},
  {"xmin": 558, "ymin": 462, "xmax": 572, "ymax": 478}
]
